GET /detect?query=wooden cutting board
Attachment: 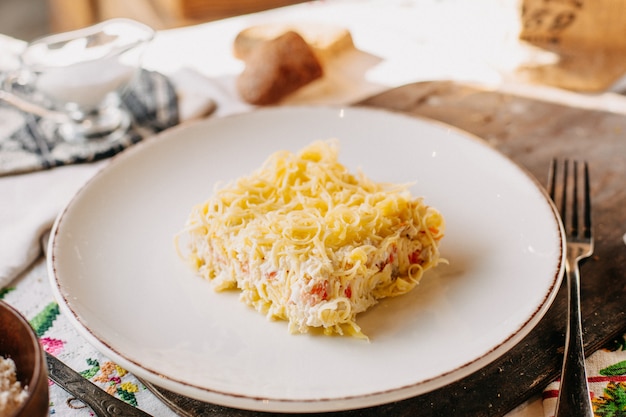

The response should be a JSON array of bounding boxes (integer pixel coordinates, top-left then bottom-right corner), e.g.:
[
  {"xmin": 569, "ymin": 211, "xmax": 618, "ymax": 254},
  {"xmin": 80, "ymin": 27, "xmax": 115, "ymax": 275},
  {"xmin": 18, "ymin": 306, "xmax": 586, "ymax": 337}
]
[{"xmin": 147, "ymin": 81, "xmax": 626, "ymax": 416}]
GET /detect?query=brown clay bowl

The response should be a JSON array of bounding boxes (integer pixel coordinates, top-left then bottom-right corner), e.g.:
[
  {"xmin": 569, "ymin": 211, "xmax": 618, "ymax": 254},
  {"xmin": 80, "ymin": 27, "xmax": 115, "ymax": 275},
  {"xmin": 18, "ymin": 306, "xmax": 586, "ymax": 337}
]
[{"xmin": 0, "ymin": 300, "xmax": 49, "ymax": 417}]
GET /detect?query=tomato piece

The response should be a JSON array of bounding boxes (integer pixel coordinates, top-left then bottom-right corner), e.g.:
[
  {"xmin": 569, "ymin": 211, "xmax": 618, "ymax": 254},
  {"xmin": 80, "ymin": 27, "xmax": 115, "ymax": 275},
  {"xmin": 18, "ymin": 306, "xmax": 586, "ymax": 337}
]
[
  {"xmin": 408, "ymin": 250, "xmax": 421, "ymax": 264},
  {"xmin": 310, "ymin": 281, "xmax": 329, "ymax": 302},
  {"xmin": 344, "ymin": 286, "xmax": 352, "ymax": 298}
]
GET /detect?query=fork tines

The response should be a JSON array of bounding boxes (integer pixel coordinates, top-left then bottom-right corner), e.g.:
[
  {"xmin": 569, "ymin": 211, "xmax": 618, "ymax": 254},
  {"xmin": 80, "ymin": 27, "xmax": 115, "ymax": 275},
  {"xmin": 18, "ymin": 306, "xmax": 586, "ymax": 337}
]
[{"xmin": 548, "ymin": 159, "xmax": 592, "ymax": 241}]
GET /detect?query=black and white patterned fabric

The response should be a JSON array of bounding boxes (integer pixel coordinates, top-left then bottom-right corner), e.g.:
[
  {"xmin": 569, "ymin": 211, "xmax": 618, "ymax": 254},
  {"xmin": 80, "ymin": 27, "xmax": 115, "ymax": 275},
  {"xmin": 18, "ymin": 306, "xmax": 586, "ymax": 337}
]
[{"xmin": 0, "ymin": 70, "xmax": 179, "ymax": 176}]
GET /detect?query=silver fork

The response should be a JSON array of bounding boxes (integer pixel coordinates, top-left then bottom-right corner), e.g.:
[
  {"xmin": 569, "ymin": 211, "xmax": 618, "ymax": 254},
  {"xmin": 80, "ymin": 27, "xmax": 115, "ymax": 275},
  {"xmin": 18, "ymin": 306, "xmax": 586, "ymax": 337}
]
[{"xmin": 548, "ymin": 159, "xmax": 595, "ymax": 417}]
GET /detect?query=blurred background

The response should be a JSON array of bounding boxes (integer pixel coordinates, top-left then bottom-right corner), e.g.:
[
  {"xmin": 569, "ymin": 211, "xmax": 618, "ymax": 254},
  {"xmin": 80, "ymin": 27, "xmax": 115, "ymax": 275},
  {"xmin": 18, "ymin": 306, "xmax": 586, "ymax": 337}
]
[
  {"xmin": 2, "ymin": 0, "xmax": 626, "ymax": 93},
  {"xmin": 0, "ymin": 0, "xmax": 307, "ymax": 42},
  {"xmin": 1, "ymin": 0, "xmax": 49, "ymax": 41}
]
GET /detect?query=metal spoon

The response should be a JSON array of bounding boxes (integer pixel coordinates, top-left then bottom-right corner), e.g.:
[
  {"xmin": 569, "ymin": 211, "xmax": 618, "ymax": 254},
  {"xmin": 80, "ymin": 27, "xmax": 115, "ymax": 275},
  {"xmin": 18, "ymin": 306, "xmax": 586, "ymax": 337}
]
[{"xmin": 0, "ymin": 89, "xmax": 71, "ymax": 123}]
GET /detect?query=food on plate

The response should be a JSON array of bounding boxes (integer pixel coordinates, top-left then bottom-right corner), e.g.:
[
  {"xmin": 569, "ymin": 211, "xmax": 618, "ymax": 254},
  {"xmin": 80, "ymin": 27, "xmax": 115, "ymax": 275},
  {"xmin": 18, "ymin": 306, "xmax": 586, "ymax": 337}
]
[
  {"xmin": 177, "ymin": 140, "xmax": 445, "ymax": 338},
  {"xmin": 236, "ymin": 31, "xmax": 323, "ymax": 105},
  {"xmin": 0, "ymin": 356, "xmax": 28, "ymax": 415}
]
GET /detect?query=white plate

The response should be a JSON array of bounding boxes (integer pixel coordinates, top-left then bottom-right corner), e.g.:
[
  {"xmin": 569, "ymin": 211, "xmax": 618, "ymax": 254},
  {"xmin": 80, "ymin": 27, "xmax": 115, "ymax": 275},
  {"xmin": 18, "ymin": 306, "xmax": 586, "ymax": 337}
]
[{"xmin": 48, "ymin": 106, "xmax": 564, "ymax": 413}]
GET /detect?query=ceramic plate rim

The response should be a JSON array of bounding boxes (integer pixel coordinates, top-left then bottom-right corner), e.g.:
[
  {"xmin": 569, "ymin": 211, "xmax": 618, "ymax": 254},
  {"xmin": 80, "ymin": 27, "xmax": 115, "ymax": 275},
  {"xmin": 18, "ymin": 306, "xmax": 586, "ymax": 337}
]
[{"xmin": 47, "ymin": 106, "xmax": 564, "ymax": 413}]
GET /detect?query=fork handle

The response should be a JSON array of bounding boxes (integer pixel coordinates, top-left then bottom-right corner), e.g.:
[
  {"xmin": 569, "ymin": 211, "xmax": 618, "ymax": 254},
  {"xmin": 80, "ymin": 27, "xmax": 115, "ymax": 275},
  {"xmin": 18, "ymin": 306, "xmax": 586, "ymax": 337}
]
[{"xmin": 554, "ymin": 260, "xmax": 594, "ymax": 417}]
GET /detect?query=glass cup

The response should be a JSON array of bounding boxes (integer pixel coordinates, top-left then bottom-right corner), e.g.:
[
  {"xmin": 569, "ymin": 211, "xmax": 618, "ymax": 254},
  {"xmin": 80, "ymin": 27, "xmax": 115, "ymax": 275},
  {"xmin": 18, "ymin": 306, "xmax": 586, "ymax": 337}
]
[{"xmin": 3, "ymin": 18, "xmax": 155, "ymax": 142}]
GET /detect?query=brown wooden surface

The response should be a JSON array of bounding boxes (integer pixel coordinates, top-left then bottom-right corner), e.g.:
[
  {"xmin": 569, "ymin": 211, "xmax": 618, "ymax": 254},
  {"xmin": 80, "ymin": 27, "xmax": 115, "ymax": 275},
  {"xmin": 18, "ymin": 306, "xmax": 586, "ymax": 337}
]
[{"xmin": 149, "ymin": 81, "xmax": 626, "ymax": 416}]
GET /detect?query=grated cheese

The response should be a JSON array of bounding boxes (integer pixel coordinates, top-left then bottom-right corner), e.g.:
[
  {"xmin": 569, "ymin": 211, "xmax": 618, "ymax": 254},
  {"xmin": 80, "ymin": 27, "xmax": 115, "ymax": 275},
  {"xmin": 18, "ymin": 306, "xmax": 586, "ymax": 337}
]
[
  {"xmin": 178, "ymin": 139, "xmax": 445, "ymax": 338},
  {"xmin": 0, "ymin": 356, "xmax": 28, "ymax": 415}
]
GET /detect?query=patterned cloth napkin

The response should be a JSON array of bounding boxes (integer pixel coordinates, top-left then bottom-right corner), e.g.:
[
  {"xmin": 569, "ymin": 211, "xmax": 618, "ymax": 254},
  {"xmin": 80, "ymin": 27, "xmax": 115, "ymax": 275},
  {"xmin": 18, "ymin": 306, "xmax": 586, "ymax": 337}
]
[{"xmin": 0, "ymin": 69, "xmax": 179, "ymax": 176}]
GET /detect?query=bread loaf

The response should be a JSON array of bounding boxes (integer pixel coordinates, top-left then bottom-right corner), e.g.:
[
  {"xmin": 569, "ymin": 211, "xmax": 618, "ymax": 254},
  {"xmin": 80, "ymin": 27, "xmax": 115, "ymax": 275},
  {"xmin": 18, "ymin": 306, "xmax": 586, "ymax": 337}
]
[
  {"xmin": 236, "ymin": 31, "xmax": 323, "ymax": 105},
  {"xmin": 234, "ymin": 22, "xmax": 354, "ymax": 62}
]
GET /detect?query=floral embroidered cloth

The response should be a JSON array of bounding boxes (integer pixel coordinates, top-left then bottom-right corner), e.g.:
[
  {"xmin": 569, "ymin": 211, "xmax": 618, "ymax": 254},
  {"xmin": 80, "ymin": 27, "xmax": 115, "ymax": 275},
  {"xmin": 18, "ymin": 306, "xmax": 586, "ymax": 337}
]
[{"xmin": 542, "ymin": 345, "xmax": 626, "ymax": 417}]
